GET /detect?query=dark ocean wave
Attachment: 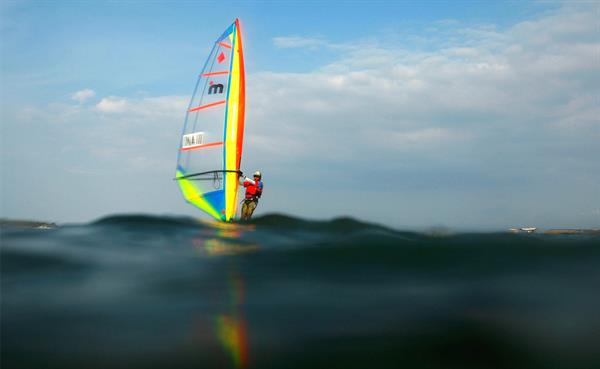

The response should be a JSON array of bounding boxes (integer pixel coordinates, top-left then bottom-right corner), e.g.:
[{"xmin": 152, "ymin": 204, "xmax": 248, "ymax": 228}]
[
  {"xmin": 249, "ymin": 213, "xmax": 399, "ymax": 233},
  {"xmin": 91, "ymin": 213, "xmax": 206, "ymax": 229},
  {"xmin": 89, "ymin": 213, "xmax": 403, "ymax": 236},
  {"xmin": 2, "ymin": 213, "xmax": 600, "ymax": 369}
]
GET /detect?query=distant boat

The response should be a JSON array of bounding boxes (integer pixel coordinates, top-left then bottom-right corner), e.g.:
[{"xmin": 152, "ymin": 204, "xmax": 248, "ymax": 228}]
[
  {"xmin": 174, "ymin": 19, "xmax": 246, "ymax": 222},
  {"xmin": 509, "ymin": 227, "xmax": 537, "ymax": 233}
]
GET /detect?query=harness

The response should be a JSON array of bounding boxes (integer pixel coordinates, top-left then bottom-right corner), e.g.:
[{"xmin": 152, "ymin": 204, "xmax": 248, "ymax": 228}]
[{"xmin": 244, "ymin": 179, "xmax": 262, "ymax": 202}]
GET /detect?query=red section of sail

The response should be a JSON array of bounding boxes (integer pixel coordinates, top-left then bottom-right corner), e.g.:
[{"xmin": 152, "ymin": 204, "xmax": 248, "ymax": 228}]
[{"xmin": 218, "ymin": 41, "xmax": 232, "ymax": 49}]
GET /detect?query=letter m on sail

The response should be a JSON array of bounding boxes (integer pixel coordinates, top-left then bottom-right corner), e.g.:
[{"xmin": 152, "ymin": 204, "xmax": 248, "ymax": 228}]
[{"xmin": 208, "ymin": 84, "xmax": 224, "ymax": 95}]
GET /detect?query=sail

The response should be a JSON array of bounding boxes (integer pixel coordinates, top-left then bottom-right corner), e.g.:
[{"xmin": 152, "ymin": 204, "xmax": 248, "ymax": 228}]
[{"xmin": 175, "ymin": 19, "xmax": 245, "ymax": 221}]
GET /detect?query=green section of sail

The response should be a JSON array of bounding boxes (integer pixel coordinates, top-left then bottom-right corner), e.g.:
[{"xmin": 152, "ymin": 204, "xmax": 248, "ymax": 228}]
[{"xmin": 175, "ymin": 170, "xmax": 222, "ymax": 220}]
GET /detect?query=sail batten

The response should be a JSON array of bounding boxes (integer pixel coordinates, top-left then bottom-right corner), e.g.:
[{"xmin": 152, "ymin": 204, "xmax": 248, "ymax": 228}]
[
  {"xmin": 175, "ymin": 19, "xmax": 245, "ymax": 222},
  {"xmin": 201, "ymin": 71, "xmax": 229, "ymax": 77},
  {"xmin": 188, "ymin": 100, "xmax": 226, "ymax": 112},
  {"xmin": 180, "ymin": 141, "xmax": 224, "ymax": 152}
]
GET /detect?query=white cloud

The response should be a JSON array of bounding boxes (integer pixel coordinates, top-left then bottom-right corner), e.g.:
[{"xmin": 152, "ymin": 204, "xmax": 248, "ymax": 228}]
[
  {"xmin": 94, "ymin": 95, "xmax": 186, "ymax": 117},
  {"xmin": 71, "ymin": 88, "xmax": 96, "ymax": 103},
  {"xmin": 95, "ymin": 96, "xmax": 129, "ymax": 113}
]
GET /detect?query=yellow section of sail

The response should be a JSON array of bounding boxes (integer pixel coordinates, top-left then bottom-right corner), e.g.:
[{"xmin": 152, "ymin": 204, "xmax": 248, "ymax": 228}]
[{"xmin": 224, "ymin": 25, "xmax": 241, "ymax": 221}]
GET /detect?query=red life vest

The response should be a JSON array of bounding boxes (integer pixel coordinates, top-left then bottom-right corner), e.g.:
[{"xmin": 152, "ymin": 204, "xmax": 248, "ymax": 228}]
[{"xmin": 243, "ymin": 178, "xmax": 263, "ymax": 200}]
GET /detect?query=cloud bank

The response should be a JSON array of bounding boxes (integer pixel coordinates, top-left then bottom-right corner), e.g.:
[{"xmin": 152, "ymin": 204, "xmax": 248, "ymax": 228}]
[
  {"xmin": 255, "ymin": 4, "xmax": 599, "ymax": 164},
  {"xmin": 248, "ymin": 4, "xmax": 599, "ymax": 227}
]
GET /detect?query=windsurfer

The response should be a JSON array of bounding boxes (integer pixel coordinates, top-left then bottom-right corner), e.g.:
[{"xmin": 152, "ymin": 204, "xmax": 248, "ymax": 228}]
[{"xmin": 239, "ymin": 171, "xmax": 263, "ymax": 221}]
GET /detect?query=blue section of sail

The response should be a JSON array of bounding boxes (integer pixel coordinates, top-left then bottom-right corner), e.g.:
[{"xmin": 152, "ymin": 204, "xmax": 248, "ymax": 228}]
[
  {"xmin": 217, "ymin": 22, "xmax": 235, "ymax": 41},
  {"xmin": 203, "ymin": 190, "xmax": 225, "ymax": 216}
]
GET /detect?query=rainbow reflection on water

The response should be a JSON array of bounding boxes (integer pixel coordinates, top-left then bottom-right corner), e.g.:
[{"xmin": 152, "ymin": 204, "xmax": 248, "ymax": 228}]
[{"xmin": 215, "ymin": 273, "xmax": 248, "ymax": 368}]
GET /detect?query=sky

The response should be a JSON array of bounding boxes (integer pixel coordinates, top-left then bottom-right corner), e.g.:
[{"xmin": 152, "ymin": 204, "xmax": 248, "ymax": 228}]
[{"xmin": 1, "ymin": 0, "xmax": 599, "ymax": 230}]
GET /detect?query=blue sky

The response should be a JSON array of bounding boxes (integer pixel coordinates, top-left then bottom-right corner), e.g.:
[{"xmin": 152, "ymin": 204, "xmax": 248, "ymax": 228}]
[
  {"xmin": 1, "ymin": 1, "xmax": 599, "ymax": 229},
  {"xmin": 3, "ymin": 1, "xmax": 552, "ymax": 99}
]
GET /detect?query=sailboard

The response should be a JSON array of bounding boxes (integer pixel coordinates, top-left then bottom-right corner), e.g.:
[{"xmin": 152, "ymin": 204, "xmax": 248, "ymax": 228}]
[{"xmin": 175, "ymin": 19, "xmax": 245, "ymax": 221}]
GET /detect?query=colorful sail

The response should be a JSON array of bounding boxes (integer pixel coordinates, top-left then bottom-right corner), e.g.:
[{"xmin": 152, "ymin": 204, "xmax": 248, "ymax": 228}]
[{"xmin": 175, "ymin": 19, "xmax": 245, "ymax": 221}]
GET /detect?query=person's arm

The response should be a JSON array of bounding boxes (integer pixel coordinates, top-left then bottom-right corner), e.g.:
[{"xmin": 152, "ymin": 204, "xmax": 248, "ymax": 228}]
[{"xmin": 240, "ymin": 177, "xmax": 255, "ymax": 186}]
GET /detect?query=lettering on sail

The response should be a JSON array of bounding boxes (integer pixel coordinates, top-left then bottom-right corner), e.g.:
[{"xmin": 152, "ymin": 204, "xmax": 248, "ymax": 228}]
[
  {"xmin": 182, "ymin": 132, "xmax": 204, "ymax": 148},
  {"xmin": 208, "ymin": 82, "xmax": 224, "ymax": 95}
]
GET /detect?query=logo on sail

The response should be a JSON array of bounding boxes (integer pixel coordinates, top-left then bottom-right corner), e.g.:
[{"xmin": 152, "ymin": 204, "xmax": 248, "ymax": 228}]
[
  {"xmin": 182, "ymin": 132, "xmax": 204, "ymax": 148},
  {"xmin": 208, "ymin": 81, "xmax": 224, "ymax": 95}
]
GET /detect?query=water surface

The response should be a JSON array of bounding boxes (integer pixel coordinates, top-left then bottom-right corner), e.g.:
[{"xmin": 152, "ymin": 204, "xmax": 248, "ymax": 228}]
[{"xmin": 2, "ymin": 214, "xmax": 599, "ymax": 368}]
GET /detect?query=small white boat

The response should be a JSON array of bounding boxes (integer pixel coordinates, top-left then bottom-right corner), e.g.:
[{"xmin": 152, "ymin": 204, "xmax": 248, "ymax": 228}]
[{"xmin": 509, "ymin": 227, "xmax": 537, "ymax": 233}]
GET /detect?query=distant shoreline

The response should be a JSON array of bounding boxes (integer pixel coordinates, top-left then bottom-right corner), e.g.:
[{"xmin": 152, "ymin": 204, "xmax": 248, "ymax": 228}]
[
  {"xmin": 543, "ymin": 229, "xmax": 600, "ymax": 235},
  {"xmin": 1, "ymin": 217, "xmax": 598, "ymax": 235},
  {"xmin": 0, "ymin": 219, "xmax": 57, "ymax": 229}
]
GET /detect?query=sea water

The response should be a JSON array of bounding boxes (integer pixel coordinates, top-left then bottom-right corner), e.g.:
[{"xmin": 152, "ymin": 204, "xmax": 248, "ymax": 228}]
[{"xmin": 2, "ymin": 214, "xmax": 599, "ymax": 369}]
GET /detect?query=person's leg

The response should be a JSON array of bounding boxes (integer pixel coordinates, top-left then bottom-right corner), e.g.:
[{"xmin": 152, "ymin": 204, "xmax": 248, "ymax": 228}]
[
  {"xmin": 241, "ymin": 201, "xmax": 250, "ymax": 220},
  {"xmin": 246, "ymin": 201, "xmax": 257, "ymax": 219}
]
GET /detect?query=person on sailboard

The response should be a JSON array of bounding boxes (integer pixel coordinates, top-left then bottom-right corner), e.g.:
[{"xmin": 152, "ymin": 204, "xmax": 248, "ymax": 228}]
[{"xmin": 239, "ymin": 171, "xmax": 263, "ymax": 221}]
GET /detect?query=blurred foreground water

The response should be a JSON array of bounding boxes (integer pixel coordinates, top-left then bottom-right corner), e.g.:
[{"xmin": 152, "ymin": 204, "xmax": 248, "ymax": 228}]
[{"xmin": 2, "ymin": 214, "xmax": 600, "ymax": 369}]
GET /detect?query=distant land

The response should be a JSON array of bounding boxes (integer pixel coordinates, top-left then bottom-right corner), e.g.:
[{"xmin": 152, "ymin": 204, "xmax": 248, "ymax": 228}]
[
  {"xmin": 543, "ymin": 229, "xmax": 600, "ymax": 235},
  {"xmin": 1, "ymin": 217, "xmax": 598, "ymax": 235},
  {"xmin": 0, "ymin": 219, "xmax": 57, "ymax": 229}
]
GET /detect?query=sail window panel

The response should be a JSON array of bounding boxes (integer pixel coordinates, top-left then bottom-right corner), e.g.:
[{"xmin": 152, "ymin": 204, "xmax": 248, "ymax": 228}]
[
  {"xmin": 184, "ymin": 104, "xmax": 226, "ymax": 140},
  {"xmin": 179, "ymin": 144, "xmax": 225, "ymax": 193}
]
